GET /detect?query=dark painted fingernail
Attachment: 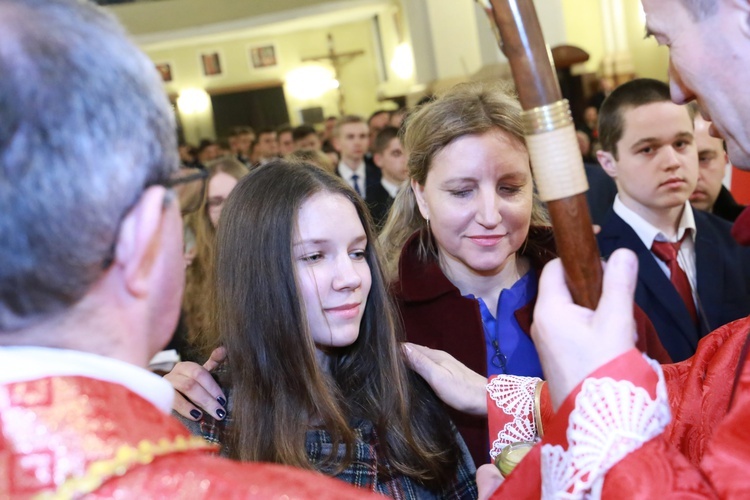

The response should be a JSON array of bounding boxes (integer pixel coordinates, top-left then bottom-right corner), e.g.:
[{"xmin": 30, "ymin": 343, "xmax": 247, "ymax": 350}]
[
  {"xmin": 216, "ymin": 408, "xmax": 226, "ymax": 419},
  {"xmin": 190, "ymin": 409, "xmax": 202, "ymax": 419},
  {"xmin": 217, "ymin": 396, "xmax": 227, "ymax": 407}
]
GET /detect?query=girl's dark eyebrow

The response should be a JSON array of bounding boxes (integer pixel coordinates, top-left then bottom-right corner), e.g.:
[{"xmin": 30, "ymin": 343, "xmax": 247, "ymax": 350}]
[{"xmin": 293, "ymin": 234, "xmax": 367, "ymax": 248}]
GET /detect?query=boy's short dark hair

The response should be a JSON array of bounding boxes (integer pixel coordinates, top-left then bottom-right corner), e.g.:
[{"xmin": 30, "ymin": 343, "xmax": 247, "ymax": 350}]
[
  {"xmin": 373, "ymin": 126, "xmax": 400, "ymax": 155},
  {"xmin": 256, "ymin": 127, "xmax": 276, "ymax": 138},
  {"xmin": 276, "ymin": 125, "xmax": 292, "ymax": 136},
  {"xmin": 229, "ymin": 126, "xmax": 254, "ymax": 138},
  {"xmin": 292, "ymin": 125, "xmax": 317, "ymax": 142},
  {"xmin": 599, "ymin": 78, "xmax": 675, "ymax": 158},
  {"xmin": 368, "ymin": 109, "xmax": 390, "ymax": 125}
]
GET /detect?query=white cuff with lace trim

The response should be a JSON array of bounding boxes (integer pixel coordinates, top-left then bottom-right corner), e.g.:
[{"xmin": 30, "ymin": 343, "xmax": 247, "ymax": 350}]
[
  {"xmin": 541, "ymin": 355, "xmax": 671, "ymax": 499},
  {"xmin": 487, "ymin": 375, "xmax": 542, "ymax": 459}
]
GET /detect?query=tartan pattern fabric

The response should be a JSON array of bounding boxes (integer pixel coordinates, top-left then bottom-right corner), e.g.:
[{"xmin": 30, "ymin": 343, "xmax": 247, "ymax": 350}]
[
  {"xmin": 184, "ymin": 402, "xmax": 477, "ymax": 499},
  {"xmin": 305, "ymin": 419, "xmax": 477, "ymax": 499},
  {"xmin": 197, "ymin": 411, "xmax": 225, "ymax": 447}
]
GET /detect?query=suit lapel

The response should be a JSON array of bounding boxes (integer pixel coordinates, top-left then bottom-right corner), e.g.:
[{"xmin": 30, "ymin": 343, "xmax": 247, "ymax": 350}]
[{"xmin": 599, "ymin": 212, "xmax": 698, "ymax": 348}]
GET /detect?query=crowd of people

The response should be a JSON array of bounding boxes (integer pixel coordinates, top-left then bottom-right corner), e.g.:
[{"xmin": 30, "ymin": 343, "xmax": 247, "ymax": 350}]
[
  {"xmin": 4, "ymin": 0, "xmax": 750, "ymax": 498},
  {"xmin": 179, "ymin": 108, "xmax": 405, "ymax": 170}
]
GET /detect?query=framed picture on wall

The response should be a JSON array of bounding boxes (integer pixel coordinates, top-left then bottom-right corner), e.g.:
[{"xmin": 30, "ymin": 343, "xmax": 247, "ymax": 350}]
[
  {"xmin": 200, "ymin": 51, "xmax": 223, "ymax": 77},
  {"xmin": 155, "ymin": 62, "xmax": 173, "ymax": 83},
  {"xmin": 249, "ymin": 44, "xmax": 278, "ymax": 69}
]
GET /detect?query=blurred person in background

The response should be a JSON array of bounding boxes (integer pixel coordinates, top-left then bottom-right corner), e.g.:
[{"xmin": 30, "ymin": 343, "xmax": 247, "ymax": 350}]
[
  {"xmin": 367, "ymin": 110, "xmax": 391, "ymax": 155},
  {"xmin": 390, "ymin": 108, "xmax": 408, "ymax": 129},
  {"xmin": 229, "ymin": 126, "xmax": 255, "ymax": 167},
  {"xmin": 688, "ymin": 104, "xmax": 744, "ymax": 221},
  {"xmin": 277, "ymin": 125, "xmax": 295, "ymax": 157},
  {"xmin": 369, "ymin": 126, "xmax": 408, "ymax": 229},
  {"xmin": 293, "ymin": 124, "xmax": 322, "ymax": 152},
  {"xmin": 182, "ymin": 158, "xmax": 249, "ymax": 362},
  {"xmin": 321, "ymin": 115, "xmax": 339, "ymax": 149},
  {"xmin": 197, "ymin": 139, "xmax": 220, "ymax": 167},
  {"xmin": 254, "ymin": 128, "xmax": 278, "ymax": 166}
]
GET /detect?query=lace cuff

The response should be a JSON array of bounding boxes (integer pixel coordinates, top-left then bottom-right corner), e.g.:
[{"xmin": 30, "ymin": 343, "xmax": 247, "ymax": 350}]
[
  {"xmin": 541, "ymin": 355, "xmax": 671, "ymax": 498},
  {"xmin": 486, "ymin": 375, "xmax": 543, "ymax": 459}
]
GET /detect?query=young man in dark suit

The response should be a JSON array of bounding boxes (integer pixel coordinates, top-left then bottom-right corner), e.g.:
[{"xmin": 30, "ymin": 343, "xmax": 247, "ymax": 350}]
[
  {"xmin": 332, "ymin": 115, "xmax": 383, "ymax": 207},
  {"xmin": 595, "ymin": 78, "xmax": 750, "ymax": 362},
  {"xmin": 369, "ymin": 126, "xmax": 408, "ymax": 229},
  {"xmin": 689, "ymin": 107, "xmax": 745, "ymax": 222}
]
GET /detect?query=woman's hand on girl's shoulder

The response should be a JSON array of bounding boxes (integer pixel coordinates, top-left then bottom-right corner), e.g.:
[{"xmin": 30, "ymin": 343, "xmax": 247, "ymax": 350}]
[
  {"xmin": 164, "ymin": 347, "xmax": 228, "ymax": 421},
  {"xmin": 402, "ymin": 342, "xmax": 488, "ymax": 416}
]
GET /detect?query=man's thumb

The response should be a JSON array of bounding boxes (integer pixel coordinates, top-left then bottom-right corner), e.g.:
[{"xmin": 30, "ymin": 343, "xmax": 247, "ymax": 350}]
[{"xmin": 598, "ymin": 248, "xmax": 639, "ymax": 323}]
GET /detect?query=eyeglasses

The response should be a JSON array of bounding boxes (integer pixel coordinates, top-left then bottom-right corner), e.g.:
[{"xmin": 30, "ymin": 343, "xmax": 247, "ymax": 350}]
[
  {"xmin": 100, "ymin": 167, "xmax": 208, "ymax": 270},
  {"xmin": 169, "ymin": 169, "xmax": 208, "ymax": 186},
  {"xmin": 168, "ymin": 167, "xmax": 208, "ymax": 216}
]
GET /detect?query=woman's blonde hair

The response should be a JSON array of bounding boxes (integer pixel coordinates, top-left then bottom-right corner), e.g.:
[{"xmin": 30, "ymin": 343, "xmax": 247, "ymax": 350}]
[
  {"xmin": 183, "ymin": 156, "xmax": 249, "ymax": 358},
  {"xmin": 379, "ymin": 81, "xmax": 549, "ymax": 281},
  {"xmin": 286, "ymin": 149, "xmax": 335, "ymax": 174}
]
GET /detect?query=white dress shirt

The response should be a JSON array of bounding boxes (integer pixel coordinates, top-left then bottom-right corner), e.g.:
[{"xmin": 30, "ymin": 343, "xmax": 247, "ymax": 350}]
[
  {"xmin": 380, "ymin": 178, "xmax": 402, "ymax": 199},
  {"xmin": 337, "ymin": 160, "xmax": 366, "ymax": 197},
  {"xmin": 613, "ymin": 196, "xmax": 698, "ymax": 299}
]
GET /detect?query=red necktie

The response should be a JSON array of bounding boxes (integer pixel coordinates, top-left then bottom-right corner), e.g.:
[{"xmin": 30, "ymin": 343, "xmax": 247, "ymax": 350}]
[{"xmin": 651, "ymin": 237, "xmax": 698, "ymax": 323}]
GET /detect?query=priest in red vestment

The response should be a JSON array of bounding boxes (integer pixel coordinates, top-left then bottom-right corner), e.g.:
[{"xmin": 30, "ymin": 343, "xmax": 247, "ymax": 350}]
[{"xmin": 0, "ymin": 1, "xmax": 374, "ymax": 498}]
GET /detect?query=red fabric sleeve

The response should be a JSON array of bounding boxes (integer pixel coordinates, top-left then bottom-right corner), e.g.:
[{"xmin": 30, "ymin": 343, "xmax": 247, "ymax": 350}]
[
  {"xmin": 600, "ymin": 360, "xmax": 750, "ymax": 498},
  {"xmin": 490, "ymin": 316, "xmax": 750, "ymax": 499}
]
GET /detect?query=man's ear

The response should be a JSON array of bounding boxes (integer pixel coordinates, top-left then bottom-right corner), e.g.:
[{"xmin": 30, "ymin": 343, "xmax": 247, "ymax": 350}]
[
  {"xmin": 114, "ymin": 186, "xmax": 170, "ymax": 297},
  {"xmin": 411, "ymin": 179, "xmax": 429, "ymax": 220},
  {"xmin": 373, "ymin": 153, "xmax": 384, "ymax": 169},
  {"xmin": 332, "ymin": 136, "xmax": 340, "ymax": 153},
  {"xmin": 597, "ymin": 150, "xmax": 618, "ymax": 179}
]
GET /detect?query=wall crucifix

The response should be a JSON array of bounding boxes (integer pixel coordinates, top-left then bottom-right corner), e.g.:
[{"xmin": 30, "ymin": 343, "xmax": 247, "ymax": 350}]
[{"xmin": 301, "ymin": 33, "xmax": 364, "ymax": 116}]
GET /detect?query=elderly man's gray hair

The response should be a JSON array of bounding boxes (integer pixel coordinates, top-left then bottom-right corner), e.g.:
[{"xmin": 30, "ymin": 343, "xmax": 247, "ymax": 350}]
[{"xmin": 0, "ymin": 0, "xmax": 179, "ymax": 330}]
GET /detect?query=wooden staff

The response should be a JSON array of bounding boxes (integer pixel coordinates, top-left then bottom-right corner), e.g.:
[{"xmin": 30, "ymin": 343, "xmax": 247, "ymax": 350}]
[{"xmin": 483, "ymin": 0, "xmax": 602, "ymax": 309}]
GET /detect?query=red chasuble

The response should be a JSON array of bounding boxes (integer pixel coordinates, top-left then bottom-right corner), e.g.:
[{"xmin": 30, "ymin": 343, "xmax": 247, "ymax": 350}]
[
  {"xmin": 0, "ymin": 375, "xmax": 376, "ymax": 498},
  {"xmin": 487, "ymin": 316, "xmax": 750, "ymax": 498}
]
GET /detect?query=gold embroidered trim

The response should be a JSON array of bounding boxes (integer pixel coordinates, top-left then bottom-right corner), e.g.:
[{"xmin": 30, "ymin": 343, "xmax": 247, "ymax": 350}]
[{"xmin": 34, "ymin": 435, "xmax": 217, "ymax": 500}]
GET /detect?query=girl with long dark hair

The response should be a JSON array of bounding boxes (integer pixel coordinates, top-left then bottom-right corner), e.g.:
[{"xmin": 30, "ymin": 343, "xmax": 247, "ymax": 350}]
[{"xmin": 167, "ymin": 161, "xmax": 477, "ymax": 498}]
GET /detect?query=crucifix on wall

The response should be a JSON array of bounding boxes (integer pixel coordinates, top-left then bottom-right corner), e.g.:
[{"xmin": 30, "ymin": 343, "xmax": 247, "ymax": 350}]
[{"xmin": 301, "ymin": 33, "xmax": 364, "ymax": 116}]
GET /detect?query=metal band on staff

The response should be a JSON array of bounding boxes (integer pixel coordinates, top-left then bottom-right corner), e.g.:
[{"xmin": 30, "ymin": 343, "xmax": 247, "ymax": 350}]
[
  {"xmin": 481, "ymin": 0, "xmax": 603, "ymax": 310},
  {"xmin": 522, "ymin": 100, "xmax": 589, "ymax": 202}
]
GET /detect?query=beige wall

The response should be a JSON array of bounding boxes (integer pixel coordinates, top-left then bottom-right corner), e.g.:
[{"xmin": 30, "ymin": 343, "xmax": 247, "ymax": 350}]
[
  {"xmin": 561, "ymin": 0, "xmax": 605, "ymax": 75},
  {"xmin": 135, "ymin": 0, "xmax": 670, "ymax": 143},
  {"xmin": 148, "ymin": 18, "xmax": 405, "ymax": 143},
  {"xmin": 561, "ymin": 0, "xmax": 667, "ymax": 81},
  {"xmin": 622, "ymin": 3, "xmax": 669, "ymax": 81}
]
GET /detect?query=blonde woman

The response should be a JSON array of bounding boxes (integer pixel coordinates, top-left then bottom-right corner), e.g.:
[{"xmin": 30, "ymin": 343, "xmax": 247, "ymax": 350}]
[
  {"xmin": 380, "ymin": 82, "xmax": 669, "ymax": 465},
  {"xmin": 182, "ymin": 157, "xmax": 249, "ymax": 361}
]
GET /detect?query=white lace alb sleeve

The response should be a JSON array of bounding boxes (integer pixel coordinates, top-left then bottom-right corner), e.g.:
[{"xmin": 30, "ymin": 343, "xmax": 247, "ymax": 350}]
[
  {"xmin": 486, "ymin": 375, "xmax": 543, "ymax": 459},
  {"xmin": 540, "ymin": 355, "xmax": 671, "ymax": 499}
]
